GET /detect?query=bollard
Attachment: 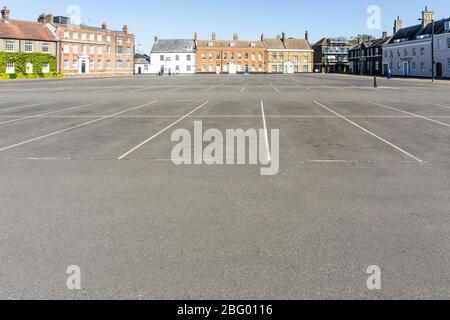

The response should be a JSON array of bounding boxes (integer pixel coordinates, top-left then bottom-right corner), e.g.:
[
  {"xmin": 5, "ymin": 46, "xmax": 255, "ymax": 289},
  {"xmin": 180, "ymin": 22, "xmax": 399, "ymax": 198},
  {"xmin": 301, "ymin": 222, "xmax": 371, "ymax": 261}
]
[{"xmin": 374, "ymin": 75, "xmax": 378, "ymax": 88}]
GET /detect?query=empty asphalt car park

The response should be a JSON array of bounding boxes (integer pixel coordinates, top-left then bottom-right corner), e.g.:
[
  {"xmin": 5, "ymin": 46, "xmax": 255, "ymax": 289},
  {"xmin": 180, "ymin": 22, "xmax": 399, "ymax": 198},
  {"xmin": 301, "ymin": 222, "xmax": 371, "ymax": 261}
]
[{"xmin": 0, "ymin": 74, "xmax": 449, "ymax": 299}]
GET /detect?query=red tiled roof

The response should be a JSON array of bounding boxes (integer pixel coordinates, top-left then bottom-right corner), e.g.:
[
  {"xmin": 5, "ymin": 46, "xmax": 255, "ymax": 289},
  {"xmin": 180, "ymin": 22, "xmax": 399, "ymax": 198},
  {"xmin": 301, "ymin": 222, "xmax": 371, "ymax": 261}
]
[{"xmin": 0, "ymin": 19, "xmax": 56, "ymax": 41}]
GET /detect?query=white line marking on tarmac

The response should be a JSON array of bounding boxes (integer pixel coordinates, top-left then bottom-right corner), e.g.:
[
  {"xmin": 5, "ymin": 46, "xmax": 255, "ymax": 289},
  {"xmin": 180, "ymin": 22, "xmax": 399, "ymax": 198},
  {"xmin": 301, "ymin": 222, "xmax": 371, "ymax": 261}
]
[
  {"xmin": 270, "ymin": 83, "xmax": 280, "ymax": 93},
  {"xmin": 366, "ymin": 100, "xmax": 450, "ymax": 128},
  {"xmin": 241, "ymin": 84, "xmax": 247, "ymax": 93},
  {"xmin": 118, "ymin": 100, "xmax": 210, "ymax": 160},
  {"xmin": 0, "ymin": 101, "xmax": 107, "ymax": 126},
  {"xmin": 420, "ymin": 101, "xmax": 450, "ymax": 110},
  {"xmin": 167, "ymin": 87, "xmax": 184, "ymax": 93},
  {"xmin": 0, "ymin": 100, "xmax": 158, "ymax": 153},
  {"xmin": 0, "ymin": 102, "xmax": 46, "ymax": 113},
  {"xmin": 313, "ymin": 100, "xmax": 424, "ymax": 163},
  {"xmin": 260, "ymin": 100, "xmax": 272, "ymax": 162}
]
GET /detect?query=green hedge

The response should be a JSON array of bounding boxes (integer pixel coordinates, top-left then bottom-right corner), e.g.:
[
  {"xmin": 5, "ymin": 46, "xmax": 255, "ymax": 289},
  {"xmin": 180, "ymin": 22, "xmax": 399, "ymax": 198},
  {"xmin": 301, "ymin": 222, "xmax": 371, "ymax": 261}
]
[{"xmin": 0, "ymin": 52, "xmax": 61, "ymax": 79}]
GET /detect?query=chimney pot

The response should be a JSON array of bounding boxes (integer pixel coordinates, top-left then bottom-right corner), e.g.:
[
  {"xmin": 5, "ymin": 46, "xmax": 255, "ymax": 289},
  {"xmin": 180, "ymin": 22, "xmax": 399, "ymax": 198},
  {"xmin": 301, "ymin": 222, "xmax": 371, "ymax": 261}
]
[
  {"xmin": 102, "ymin": 22, "xmax": 107, "ymax": 30},
  {"xmin": 261, "ymin": 33, "xmax": 265, "ymax": 42},
  {"xmin": 154, "ymin": 36, "xmax": 158, "ymax": 43},
  {"xmin": 212, "ymin": 32, "xmax": 217, "ymax": 41},
  {"xmin": 233, "ymin": 33, "xmax": 238, "ymax": 41},
  {"xmin": 2, "ymin": 6, "xmax": 11, "ymax": 20},
  {"xmin": 122, "ymin": 24, "xmax": 128, "ymax": 34},
  {"xmin": 305, "ymin": 30, "xmax": 309, "ymax": 41}
]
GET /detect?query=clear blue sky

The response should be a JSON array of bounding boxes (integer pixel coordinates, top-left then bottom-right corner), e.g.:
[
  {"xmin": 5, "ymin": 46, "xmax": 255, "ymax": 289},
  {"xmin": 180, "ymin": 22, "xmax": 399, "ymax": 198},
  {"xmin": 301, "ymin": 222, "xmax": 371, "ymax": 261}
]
[{"xmin": 4, "ymin": 0, "xmax": 449, "ymax": 52}]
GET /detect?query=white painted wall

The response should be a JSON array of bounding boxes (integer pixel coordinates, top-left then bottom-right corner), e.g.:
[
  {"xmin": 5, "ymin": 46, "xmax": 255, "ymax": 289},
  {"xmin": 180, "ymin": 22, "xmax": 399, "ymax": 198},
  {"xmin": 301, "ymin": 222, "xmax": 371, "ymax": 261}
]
[
  {"xmin": 149, "ymin": 52, "xmax": 196, "ymax": 74},
  {"xmin": 383, "ymin": 39, "xmax": 432, "ymax": 77},
  {"xmin": 135, "ymin": 63, "xmax": 151, "ymax": 74},
  {"xmin": 434, "ymin": 33, "xmax": 450, "ymax": 78}
]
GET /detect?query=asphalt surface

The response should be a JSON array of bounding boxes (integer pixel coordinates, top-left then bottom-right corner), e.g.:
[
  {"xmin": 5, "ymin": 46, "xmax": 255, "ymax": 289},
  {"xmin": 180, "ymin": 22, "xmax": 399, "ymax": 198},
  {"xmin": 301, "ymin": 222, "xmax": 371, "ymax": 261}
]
[{"xmin": 0, "ymin": 74, "xmax": 449, "ymax": 299}]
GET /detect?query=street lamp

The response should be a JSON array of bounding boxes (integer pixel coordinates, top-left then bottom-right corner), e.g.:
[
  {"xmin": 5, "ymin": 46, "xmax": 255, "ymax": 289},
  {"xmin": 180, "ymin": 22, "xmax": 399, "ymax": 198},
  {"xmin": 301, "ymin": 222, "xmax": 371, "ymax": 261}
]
[{"xmin": 419, "ymin": 17, "xmax": 435, "ymax": 82}]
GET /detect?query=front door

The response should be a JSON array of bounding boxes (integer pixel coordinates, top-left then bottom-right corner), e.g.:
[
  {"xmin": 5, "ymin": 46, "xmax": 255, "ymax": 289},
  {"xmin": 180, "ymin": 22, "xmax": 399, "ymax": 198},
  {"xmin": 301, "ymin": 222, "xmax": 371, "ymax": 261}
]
[
  {"xmin": 436, "ymin": 63, "xmax": 443, "ymax": 78},
  {"xmin": 81, "ymin": 60, "xmax": 86, "ymax": 74},
  {"xmin": 403, "ymin": 61, "xmax": 410, "ymax": 77},
  {"xmin": 138, "ymin": 67, "xmax": 142, "ymax": 74}
]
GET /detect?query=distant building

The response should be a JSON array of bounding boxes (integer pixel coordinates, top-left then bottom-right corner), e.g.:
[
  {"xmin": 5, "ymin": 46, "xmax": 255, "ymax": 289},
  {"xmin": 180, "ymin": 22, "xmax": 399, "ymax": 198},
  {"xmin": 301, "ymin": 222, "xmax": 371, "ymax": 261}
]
[
  {"xmin": 134, "ymin": 53, "xmax": 150, "ymax": 74},
  {"xmin": 149, "ymin": 38, "xmax": 196, "ymax": 74},
  {"xmin": 312, "ymin": 37, "xmax": 352, "ymax": 73},
  {"xmin": 196, "ymin": 33, "xmax": 266, "ymax": 74},
  {"xmin": 349, "ymin": 32, "xmax": 391, "ymax": 75},
  {"xmin": 0, "ymin": 6, "xmax": 57, "ymax": 74},
  {"xmin": 38, "ymin": 13, "xmax": 135, "ymax": 76},
  {"xmin": 383, "ymin": 8, "xmax": 450, "ymax": 78},
  {"xmin": 263, "ymin": 32, "xmax": 313, "ymax": 73}
]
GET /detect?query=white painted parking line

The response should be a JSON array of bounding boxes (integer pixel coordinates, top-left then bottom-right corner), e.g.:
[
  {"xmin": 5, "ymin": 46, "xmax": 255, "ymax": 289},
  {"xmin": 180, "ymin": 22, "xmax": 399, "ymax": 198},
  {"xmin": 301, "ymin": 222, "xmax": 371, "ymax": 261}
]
[
  {"xmin": 118, "ymin": 100, "xmax": 210, "ymax": 160},
  {"xmin": 0, "ymin": 101, "xmax": 107, "ymax": 127},
  {"xmin": 270, "ymin": 83, "xmax": 280, "ymax": 93},
  {"xmin": 0, "ymin": 100, "xmax": 158, "ymax": 153},
  {"xmin": 420, "ymin": 101, "xmax": 450, "ymax": 110},
  {"xmin": 260, "ymin": 100, "xmax": 272, "ymax": 162},
  {"xmin": 366, "ymin": 100, "xmax": 450, "ymax": 128},
  {"xmin": 241, "ymin": 84, "xmax": 247, "ymax": 93},
  {"xmin": 167, "ymin": 87, "xmax": 184, "ymax": 93},
  {"xmin": 0, "ymin": 102, "xmax": 46, "ymax": 113},
  {"xmin": 313, "ymin": 100, "xmax": 424, "ymax": 163}
]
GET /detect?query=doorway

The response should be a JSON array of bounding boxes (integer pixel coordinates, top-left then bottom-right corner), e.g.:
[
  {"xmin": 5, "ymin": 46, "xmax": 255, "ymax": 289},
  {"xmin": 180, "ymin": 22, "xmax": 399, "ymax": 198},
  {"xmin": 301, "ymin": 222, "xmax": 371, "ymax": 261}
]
[
  {"xmin": 436, "ymin": 63, "xmax": 443, "ymax": 78},
  {"xmin": 402, "ymin": 61, "xmax": 410, "ymax": 77},
  {"xmin": 81, "ymin": 60, "xmax": 86, "ymax": 74},
  {"xmin": 138, "ymin": 67, "xmax": 142, "ymax": 74}
]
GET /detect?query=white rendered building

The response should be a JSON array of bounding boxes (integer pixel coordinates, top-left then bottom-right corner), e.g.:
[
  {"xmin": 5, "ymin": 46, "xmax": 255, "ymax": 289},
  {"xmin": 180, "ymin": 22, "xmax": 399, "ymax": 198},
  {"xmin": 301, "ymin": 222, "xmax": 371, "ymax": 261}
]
[{"xmin": 149, "ymin": 38, "xmax": 196, "ymax": 74}]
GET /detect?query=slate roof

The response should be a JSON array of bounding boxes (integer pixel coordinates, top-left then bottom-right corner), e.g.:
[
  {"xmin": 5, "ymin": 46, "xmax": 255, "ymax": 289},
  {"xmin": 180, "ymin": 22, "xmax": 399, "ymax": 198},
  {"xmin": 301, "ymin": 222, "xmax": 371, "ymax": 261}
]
[
  {"xmin": 0, "ymin": 19, "xmax": 56, "ymax": 41},
  {"xmin": 283, "ymin": 38, "xmax": 311, "ymax": 50},
  {"xmin": 263, "ymin": 38, "xmax": 285, "ymax": 49},
  {"xmin": 388, "ymin": 18, "xmax": 450, "ymax": 43},
  {"xmin": 135, "ymin": 53, "xmax": 150, "ymax": 64},
  {"xmin": 151, "ymin": 39, "xmax": 195, "ymax": 53}
]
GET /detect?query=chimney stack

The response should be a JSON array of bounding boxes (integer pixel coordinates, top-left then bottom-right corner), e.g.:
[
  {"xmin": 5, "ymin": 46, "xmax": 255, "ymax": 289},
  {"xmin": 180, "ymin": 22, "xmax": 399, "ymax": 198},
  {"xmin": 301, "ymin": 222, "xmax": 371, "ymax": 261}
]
[
  {"xmin": 368, "ymin": 35, "xmax": 374, "ymax": 42},
  {"xmin": 382, "ymin": 31, "xmax": 388, "ymax": 39},
  {"xmin": 233, "ymin": 33, "xmax": 238, "ymax": 41},
  {"xmin": 305, "ymin": 30, "xmax": 309, "ymax": 41},
  {"xmin": 122, "ymin": 25, "xmax": 128, "ymax": 34},
  {"xmin": 212, "ymin": 32, "xmax": 217, "ymax": 40},
  {"xmin": 101, "ymin": 22, "xmax": 107, "ymax": 30},
  {"xmin": 421, "ymin": 6, "xmax": 434, "ymax": 28},
  {"xmin": 261, "ymin": 33, "xmax": 265, "ymax": 42},
  {"xmin": 1, "ymin": 6, "xmax": 10, "ymax": 21},
  {"xmin": 194, "ymin": 32, "xmax": 198, "ymax": 41},
  {"xmin": 282, "ymin": 32, "xmax": 286, "ymax": 43},
  {"xmin": 393, "ymin": 16, "xmax": 403, "ymax": 34},
  {"xmin": 154, "ymin": 36, "xmax": 159, "ymax": 43}
]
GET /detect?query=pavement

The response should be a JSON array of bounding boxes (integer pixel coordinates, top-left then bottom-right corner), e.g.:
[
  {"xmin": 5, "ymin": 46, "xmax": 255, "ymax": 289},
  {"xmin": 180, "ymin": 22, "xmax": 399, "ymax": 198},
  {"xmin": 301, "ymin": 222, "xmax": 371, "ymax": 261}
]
[{"xmin": 0, "ymin": 73, "xmax": 449, "ymax": 299}]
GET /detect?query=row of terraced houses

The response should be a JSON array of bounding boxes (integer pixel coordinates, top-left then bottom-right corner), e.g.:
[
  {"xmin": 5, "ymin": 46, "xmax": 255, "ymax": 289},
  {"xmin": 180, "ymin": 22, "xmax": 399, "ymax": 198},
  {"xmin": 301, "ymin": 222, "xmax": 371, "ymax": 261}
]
[
  {"xmin": 0, "ymin": 6, "xmax": 134, "ymax": 78},
  {"xmin": 1, "ymin": 5, "xmax": 449, "ymax": 78}
]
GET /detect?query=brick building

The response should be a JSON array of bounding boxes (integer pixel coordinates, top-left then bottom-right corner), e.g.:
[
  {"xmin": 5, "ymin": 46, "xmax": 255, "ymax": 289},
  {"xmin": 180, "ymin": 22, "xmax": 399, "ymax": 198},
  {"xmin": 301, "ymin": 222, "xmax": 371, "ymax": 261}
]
[
  {"xmin": 196, "ymin": 33, "xmax": 266, "ymax": 74},
  {"xmin": 38, "ymin": 13, "xmax": 134, "ymax": 76}
]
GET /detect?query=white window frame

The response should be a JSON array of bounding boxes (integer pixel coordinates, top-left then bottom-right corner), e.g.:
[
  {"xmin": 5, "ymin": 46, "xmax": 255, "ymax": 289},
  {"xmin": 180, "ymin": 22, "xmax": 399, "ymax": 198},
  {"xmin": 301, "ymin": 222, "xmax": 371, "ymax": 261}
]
[
  {"xmin": 97, "ymin": 35, "xmax": 103, "ymax": 41},
  {"xmin": 24, "ymin": 41, "xmax": 33, "ymax": 53},
  {"xmin": 64, "ymin": 44, "xmax": 70, "ymax": 53},
  {"xmin": 73, "ymin": 45, "xmax": 78, "ymax": 54},
  {"xmin": 97, "ymin": 46, "xmax": 103, "ymax": 54},
  {"xmin": 42, "ymin": 43, "xmax": 49, "ymax": 53},
  {"xmin": 64, "ymin": 32, "xmax": 70, "ymax": 39},
  {"xmin": 73, "ymin": 32, "xmax": 79, "ymax": 40},
  {"xmin": 5, "ymin": 40, "xmax": 15, "ymax": 52},
  {"xmin": 63, "ymin": 60, "xmax": 69, "ymax": 70},
  {"xmin": 90, "ymin": 45, "xmax": 95, "ymax": 54},
  {"xmin": 106, "ymin": 60, "xmax": 111, "ymax": 69},
  {"xmin": 73, "ymin": 60, "xmax": 78, "ymax": 70},
  {"xmin": 89, "ymin": 34, "xmax": 95, "ymax": 41},
  {"xmin": 97, "ymin": 60, "xmax": 103, "ymax": 70},
  {"xmin": 81, "ymin": 34, "xmax": 87, "ymax": 41},
  {"xmin": 106, "ymin": 46, "xmax": 111, "ymax": 54}
]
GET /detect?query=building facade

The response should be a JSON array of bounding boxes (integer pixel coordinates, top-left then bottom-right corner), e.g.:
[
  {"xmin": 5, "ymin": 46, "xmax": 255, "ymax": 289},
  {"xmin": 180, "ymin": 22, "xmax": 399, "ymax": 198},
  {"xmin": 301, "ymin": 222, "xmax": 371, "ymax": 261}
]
[
  {"xmin": 196, "ymin": 33, "xmax": 266, "ymax": 74},
  {"xmin": 1, "ymin": 6, "xmax": 57, "ymax": 75},
  {"xmin": 263, "ymin": 32, "xmax": 313, "ymax": 73},
  {"xmin": 149, "ymin": 38, "xmax": 196, "ymax": 74},
  {"xmin": 383, "ymin": 8, "xmax": 449, "ymax": 78},
  {"xmin": 134, "ymin": 53, "xmax": 151, "ymax": 74},
  {"xmin": 38, "ymin": 13, "xmax": 135, "ymax": 76},
  {"xmin": 313, "ymin": 37, "xmax": 351, "ymax": 73},
  {"xmin": 349, "ymin": 33, "xmax": 391, "ymax": 75}
]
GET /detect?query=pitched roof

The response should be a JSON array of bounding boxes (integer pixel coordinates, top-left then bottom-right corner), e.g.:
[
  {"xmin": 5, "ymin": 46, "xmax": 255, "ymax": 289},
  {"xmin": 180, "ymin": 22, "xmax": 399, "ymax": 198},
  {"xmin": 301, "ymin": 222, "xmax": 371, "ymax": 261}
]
[
  {"xmin": 0, "ymin": 19, "xmax": 56, "ymax": 41},
  {"xmin": 151, "ymin": 39, "xmax": 195, "ymax": 53},
  {"xmin": 263, "ymin": 38, "xmax": 285, "ymax": 49},
  {"xmin": 134, "ymin": 53, "xmax": 150, "ymax": 64},
  {"xmin": 283, "ymin": 38, "xmax": 311, "ymax": 50},
  {"xmin": 196, "ymin": 39, "xmax": 265, "ymax": 48},
  {"xmin": 388, "ymin": 18, "xmax": 450, "ymax": 43}
]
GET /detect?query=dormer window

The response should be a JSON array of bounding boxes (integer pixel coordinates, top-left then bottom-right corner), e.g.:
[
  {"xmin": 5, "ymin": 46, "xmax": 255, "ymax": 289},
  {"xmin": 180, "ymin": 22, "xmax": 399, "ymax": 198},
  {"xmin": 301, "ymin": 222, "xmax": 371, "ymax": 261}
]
[
  {"xmin": 445, "ymin": 21, "xmax": 450, "ymax": 32},
  {"xmin": 208, "ymin": 42, "xmax": 214, "ymax": 47},
  {"xmin": 250, "ymin": 43, "xmax": 256, "ymax": 48},
  {"xmin": 229, "ymin": 42, "xmax": 235, "ymax": 47}
]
